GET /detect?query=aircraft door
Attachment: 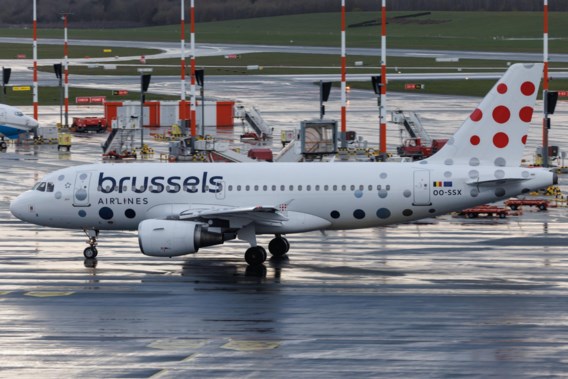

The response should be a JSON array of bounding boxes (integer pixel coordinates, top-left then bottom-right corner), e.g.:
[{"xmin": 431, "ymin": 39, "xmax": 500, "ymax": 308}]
[
  {"xmin": 215, "ymin": 181, "xmax": 226, "ymax": 200},
  {"xmin": 73, "ymin": 172, "xmax": 92, "ymax": 207},
  {"xmin": 413, "ymin": 170, "xmax": 431, "ymax": 206}
]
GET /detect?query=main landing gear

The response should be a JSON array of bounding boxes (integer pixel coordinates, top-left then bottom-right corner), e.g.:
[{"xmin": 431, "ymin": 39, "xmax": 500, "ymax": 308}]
[
  {"xmin": 244, "ymin": 235, "xmax": 290, "ymax": 265},
  {"xmin": 83, "ymin": 228, "xmax": 99, "ymax": 259}
]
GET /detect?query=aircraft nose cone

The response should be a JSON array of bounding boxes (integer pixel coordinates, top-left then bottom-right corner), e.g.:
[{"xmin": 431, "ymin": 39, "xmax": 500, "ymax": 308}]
[
  {"xmin": 9, "ymin": 195, "xmax": 27, "ymax": 221},
  {"xmin": 26, "ymin": 117, "xmax": 39, "ymax": 128}
]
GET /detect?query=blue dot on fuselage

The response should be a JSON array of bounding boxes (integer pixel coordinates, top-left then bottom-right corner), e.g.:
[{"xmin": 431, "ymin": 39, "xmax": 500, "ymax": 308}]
[{"xmin": 99, "ymin": 207, "xmax": 114, "ymax": 220}]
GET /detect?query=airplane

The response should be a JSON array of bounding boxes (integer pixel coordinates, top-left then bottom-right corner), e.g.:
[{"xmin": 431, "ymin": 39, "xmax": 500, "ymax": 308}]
[
  {"xmin": 9, "ymin": 63, "xmax": 556, "ymax": 265},
  {"xmin": 0, "ymin": 103, "xmax": 39, "ymax": 138},
  {"xmin": 0, "ymin": 103, "xmax": 39, "ymax": 147}
]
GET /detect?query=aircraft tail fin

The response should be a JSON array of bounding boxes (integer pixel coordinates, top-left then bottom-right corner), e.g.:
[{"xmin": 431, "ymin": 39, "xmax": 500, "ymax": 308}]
[{"xmin": 428, "ymin": 63, "xmax": 543, "ymax": 168}]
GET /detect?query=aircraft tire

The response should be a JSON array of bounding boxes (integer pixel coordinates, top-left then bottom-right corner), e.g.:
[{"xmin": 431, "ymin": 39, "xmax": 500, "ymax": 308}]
[
  {"xmin": 245, "ymin": 246, "xmax": 267, "ymax": 265},
  {"xmin": 83, "ymin": 246, "xmax": 98, "ymax": 259},
  {"xmin": 0, "ymin": 141, "xmax": 7, "ymax": 150},
  {"xmin": 268, "ymin": 237, "xmax": 289, "ymax": 258}
]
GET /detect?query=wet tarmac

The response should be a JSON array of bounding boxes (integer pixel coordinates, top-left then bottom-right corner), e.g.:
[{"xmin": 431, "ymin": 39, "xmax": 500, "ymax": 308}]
[{"xmin": 2, "ymin": 81, "xmax": 568, "ymax": 377}]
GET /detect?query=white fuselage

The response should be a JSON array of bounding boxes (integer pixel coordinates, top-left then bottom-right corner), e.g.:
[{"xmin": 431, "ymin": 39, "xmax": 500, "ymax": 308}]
[
  {"xmin": 10, "ymin": 161, "xmax": 554, "ymax": 234},
  {"xmin": 0, "ymin": 104, "xmax": 38, "ymax": 139}
]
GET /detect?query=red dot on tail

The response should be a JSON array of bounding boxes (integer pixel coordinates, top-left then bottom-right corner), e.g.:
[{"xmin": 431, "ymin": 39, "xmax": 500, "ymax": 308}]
[
  {"xmin": 522, "ymin": 135, "xmax": 528, "ymax": 145},
  {"xmin": 519, "ymin": 106, "xmax": 534, "ymax": 122},
  {"xmin": 493, "ymin": 132, "xmax": 509, "ymax": 148},
  {"xmin": 497, "ymin": 83, "xmax": 508, "ymax": 94},
  {"xmin": 470, "ymin": 135, "xmax": 480, "ymax": 145},
  {"xmin": 493, "ymin": 106, "xmax": 510, "ymax": 124},
  {"xmin": 470, "ymin": 109, "xmax": 483, "ymax": 122},
  {"xmin": 521, "ymin": 81, "xmax": 536, "ymax": 96}
]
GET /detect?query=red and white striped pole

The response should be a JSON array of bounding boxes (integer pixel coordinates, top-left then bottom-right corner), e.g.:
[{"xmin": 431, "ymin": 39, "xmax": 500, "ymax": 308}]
[
  {"xmin": 63, "ymin": 14, "xmax": 69, "ymax": 128},
  {"xmin": 190, "ymin": 0, "xmax": 197, "ymax": 137},
  {"xmin": 379, "ymin": 0, "xmax": 387, "ymax": 153},
  {"xmin": 180, "ymin": 0, "xmax": 186, "ymax": 102},
  {"xmin": 33, "ymin": 0, "xmax": 38, "ymax": 121},
  {"xmin": 542, "ymin": 0, "xmax": 550, "ymax": 167},
  {"xmin": 340, "ymin": 0, "xmax": 347, "ymax": 148}
]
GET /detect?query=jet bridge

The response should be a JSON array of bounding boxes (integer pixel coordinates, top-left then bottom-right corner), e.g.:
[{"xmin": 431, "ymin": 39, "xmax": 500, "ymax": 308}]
[{"xmin": 275, "ymin": 120, "xmax": 337, "ymax": 162}]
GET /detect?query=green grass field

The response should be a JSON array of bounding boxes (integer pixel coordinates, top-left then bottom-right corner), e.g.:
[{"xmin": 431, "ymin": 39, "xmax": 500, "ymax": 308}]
[
  {"xmin": 4, "ymin": 11, "xmax": 568, "ymax": 100},
  {"xmin": 2, "ymin": 11, "xmax": 568, "ymax": 52},
  {"xmin": 0, "ymin": 43, "xmax": 160, "ymax": 60},
  {"xmin": 1, "ymin": 86, "xmax": 178, "ymax": 107}
]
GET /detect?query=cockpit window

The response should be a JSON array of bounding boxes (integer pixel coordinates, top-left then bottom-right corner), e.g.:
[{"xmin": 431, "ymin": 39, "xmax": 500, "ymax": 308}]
[
  {"xmin": 36, "ymin": 182, "xmax": 46, "ymax": 192},
  {"xmin": 14, "ymin": 111, "xmax": 24, "ymax": 117},
  {"xmin": 46, "ymin": 182, "xmax": 54, "ymax": 192}
]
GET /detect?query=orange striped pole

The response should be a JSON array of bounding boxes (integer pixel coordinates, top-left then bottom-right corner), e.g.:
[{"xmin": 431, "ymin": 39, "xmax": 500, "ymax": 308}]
[
  {"xmin": 379, "ymin": 0, "xmax": 387, "ymax": 153},
  {"xmin": 180, "ymin": 0, "xmax": 186, "ymax": 102},
  {"xmin": 190, "ymin": 0, "xmax": 197, "ymax": 136},
  {"xmin": 33, "ymin": 0, "xmax": 38, "ymax": 121},
  {"xmin": 340, "ymin": 0, "xmax": 347, "ymax": 148}
]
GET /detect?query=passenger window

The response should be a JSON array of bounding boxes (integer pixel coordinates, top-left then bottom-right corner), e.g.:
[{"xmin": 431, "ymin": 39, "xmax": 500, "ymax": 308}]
[
  {"xmin": 289, "ymin": 185, "xmax": 294, "ymax": 191},
  {"xmin": 341, "ymin": 185, "xmax": 347, "ymax": 191},
  {"xmin": 350, "ymin": 185, "xmax": 355, "ymax": 191},
  {"xmin": 271, "ymin": 185, "xmax": 276, "ymax": 191},
  {"xmin": 37, "ymin": 182, "xmax": 46, "ymax": 192},
  {"xmin": 228, "ymin": 185, "xmax": 233, "ymax": 191},
  {"xmin": 324, "ymin": 185, "xmax": 329, "ymax": 191},
  {"xmin": 307, "ymin": 185, "xmax": 311, "ymax": 191},
  {"xmin": 359, "ymin": 185, "xmax": 364, "ymax": 191},
  {"xmin": 246, "ymin": 185, "xmax": 250, "ymax": 191},
  {"xmin": 46, "ymin": 183, "xmax": 54, "ymax": 192},
  {"xmin": 333, "ymin": 185, "xmax": 337, "ymax": 191},
  {"xmin": 315, "ymin": 185, "xmax": 320, "ymax": 191},
  {"xmin": 298, "ymin": 185, "xmax": 302, "ymax": 191},
  {"xmin": 368, "ymin": 185, "xmax": 372, "ymax": 191},
  {"xmin": 254, "ymin": 185, "xmax": 259, "ymax": 191},
  {"xmin": 281, "ymin": 185, "xmax": 285, "ymax": 191},
  {"xmin": 386, "ymin": 185, "xmax": 391, "ymax": 190},
  {"xmin": 264, "ymin": 185, "xmax": 268, "ymax": 191},
  {"xmin": 237, "ymin": 185, "xmax": 242, "ymax": 191}
]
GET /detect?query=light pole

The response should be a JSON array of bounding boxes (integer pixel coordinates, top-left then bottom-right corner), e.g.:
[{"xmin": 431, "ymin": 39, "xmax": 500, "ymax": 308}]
[
  {"xmin": 61, "ymin": 13, "xmax": 72, "ymax": 128},
  {"xmin": 138, "ymin": 68, "xmax": 152, "ymax": 152},
  {"xmin": 53, "ymin": 63, "xmax": 63, "ymax": 126},
  {"xmin": 195, "ymin": 69, "xmax": 204, "ymax": 135}
]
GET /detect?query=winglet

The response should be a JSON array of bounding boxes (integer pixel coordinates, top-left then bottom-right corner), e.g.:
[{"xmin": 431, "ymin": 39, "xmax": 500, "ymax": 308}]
[{"xmin": 428, "ymin": 63, "xmax": 543, "ymax": 167}]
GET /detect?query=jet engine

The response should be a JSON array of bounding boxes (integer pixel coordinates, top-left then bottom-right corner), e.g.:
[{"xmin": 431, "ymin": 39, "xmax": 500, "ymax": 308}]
[{"xmin": 138, "ymin": 219, "xmax": 224, "ymax": 257}]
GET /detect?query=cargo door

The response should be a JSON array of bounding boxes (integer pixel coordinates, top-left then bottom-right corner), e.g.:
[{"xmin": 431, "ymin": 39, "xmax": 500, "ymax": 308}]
[
  {"xmin": 73, "ymin": 172, "xmax": 92, "ymax": 207},
  {"xmin": 413, "ymin": 170, "xmax": 431, "ymax": 206}
]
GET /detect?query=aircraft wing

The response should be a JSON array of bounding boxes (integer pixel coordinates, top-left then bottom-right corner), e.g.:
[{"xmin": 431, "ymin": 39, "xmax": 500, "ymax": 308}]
[{"xmin": 179, "ymin": 204, "xmax": 288, "ymax": 226}]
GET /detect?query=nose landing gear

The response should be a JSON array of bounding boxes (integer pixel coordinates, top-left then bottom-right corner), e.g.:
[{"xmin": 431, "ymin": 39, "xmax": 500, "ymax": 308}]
[{"xmin": 83, "ymin": 228, "xmax": 99, "ymax": 259}]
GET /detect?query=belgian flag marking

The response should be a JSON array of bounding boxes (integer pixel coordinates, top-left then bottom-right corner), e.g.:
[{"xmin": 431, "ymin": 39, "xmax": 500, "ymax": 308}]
[{"xmin": 433, "ymin": 181, "xmax": 453, "ymax": 187}]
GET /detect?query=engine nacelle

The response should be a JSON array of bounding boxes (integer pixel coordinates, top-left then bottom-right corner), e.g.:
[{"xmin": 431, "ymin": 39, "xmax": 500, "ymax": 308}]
[{"xmin": 138, "ymin": 219, "xmax": 224, "ymax": 257}]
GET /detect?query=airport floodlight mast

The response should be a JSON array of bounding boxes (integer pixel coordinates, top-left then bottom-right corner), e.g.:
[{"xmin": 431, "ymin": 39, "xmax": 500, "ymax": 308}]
[
  {"xmin": 33, "ymin": 0, "xmax": 38, "ymax": 121},
  {"xmin": 195, "ymin": 69, "xmax": 205, "ymax": 135},
  {"xmin": 138, "ymin": 68, "xmax": 152, "ymax": 151},
  {"xmin": 380, "ymin": 0, "xmax": 387, "ymax": 154},
  {"xmin": 180, "ymin": 0, "xmax": 186, "ymax": 102},
  {"xmin": 190, "ymin": 0, "xmax": 197, "ymax": 138},
  {"xmin": 319, "ymin": 81, "xmax": 332, "ymax": 120},
  {"xmin": 2, "ymin": 67, "xmax": 11, "ymax": 99},
  {"xmin": 61, "ymin": 13, "xmax": 72, "ymax": 128},
  {"xmin": 53, "ymin": 63, "xmax": 63, "ymax": 126},
  {"xmin": 542, "ymin": 0, "xmax": 551, "ymax": 168},
  {"xmin": 340, "ymin": 0, "xmax": 347, "ymax": 148}
]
